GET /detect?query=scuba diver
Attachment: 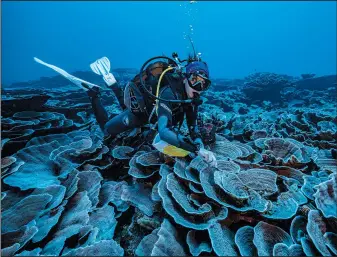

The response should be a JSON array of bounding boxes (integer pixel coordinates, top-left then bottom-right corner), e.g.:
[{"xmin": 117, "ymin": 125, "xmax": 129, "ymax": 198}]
[
  {"xmin": 33, "ymin": 52, "xmax": 217, "ymax": 167},
  {"xmin": 87, "ymin": 52, "xmax": 217, "ymax": 167}
]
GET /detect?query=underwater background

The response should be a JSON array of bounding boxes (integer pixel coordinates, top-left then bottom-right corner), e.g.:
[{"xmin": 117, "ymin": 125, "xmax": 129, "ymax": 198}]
[
  {"xmin": 1, "ymin": 1, "xmax": 337, "ymax": 257},
  {"xmin": 2, "ymin": 1, "xmax": 336, "ymax": 84}
]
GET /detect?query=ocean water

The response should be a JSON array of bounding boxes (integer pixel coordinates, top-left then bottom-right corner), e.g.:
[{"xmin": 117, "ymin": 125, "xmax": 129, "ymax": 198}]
[
  {"xmin": 1, "ymin": 2, "xmax": 337, "ymax": 257},
  {"xmin": 2, "ymin": 1, "xmax": 336, "ymax": 85}
]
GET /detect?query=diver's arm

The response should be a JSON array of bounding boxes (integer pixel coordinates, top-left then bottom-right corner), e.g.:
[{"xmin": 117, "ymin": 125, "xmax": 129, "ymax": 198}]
[
  {"xmin": 186, "ymin": 104, "xmax": 204, "ymax": 150},
  {"xmin": 185, "ymin": 103, "xmax": 217, "ymax": 166},
  {"xmin": 157, "ymin": 102, "xmax": 198, "ymax": 153}
]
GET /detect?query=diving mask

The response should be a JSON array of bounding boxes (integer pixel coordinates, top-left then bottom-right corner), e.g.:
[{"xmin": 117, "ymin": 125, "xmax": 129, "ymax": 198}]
[{"xmin": 188, "ymin": 71, "xmax": 211, "ymax": 92}]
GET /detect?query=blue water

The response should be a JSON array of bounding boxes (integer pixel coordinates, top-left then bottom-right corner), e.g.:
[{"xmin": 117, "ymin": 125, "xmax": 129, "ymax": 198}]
[{"xmin": 2, "ymin": 1, "xmax": 336, "ymax": 85}]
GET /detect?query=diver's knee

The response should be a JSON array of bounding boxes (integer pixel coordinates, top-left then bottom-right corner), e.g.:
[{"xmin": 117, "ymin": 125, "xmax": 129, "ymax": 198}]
[
  {"xmin": 103, "ymin": 125, "xmax": 109, "ymax": 135},
  {"xmin": 121, "ymin": 114, "xmax": 131, "ymax": 128},
  {"xmin": 103, "ymin": 123, "xmax": 114, "ymax": 136},
  {"xmin": 103, "ymin": 112, "xmax": 130, "ymax": 136}
]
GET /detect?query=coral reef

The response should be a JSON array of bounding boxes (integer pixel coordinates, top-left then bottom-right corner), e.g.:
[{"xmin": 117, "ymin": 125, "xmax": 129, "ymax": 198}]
[{"xmin": 1, "ymin": 69, "xmax": 336, "ymax": 256}]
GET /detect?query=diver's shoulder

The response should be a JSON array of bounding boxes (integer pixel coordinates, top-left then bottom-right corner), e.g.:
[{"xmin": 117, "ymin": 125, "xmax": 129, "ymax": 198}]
[
  {"xmin": 166, "ymin": 72, "xmax": 183, "ymax": 80},
  {"xmin": 165, "ymin": 73, "xmax": 185, "ymax": 86},
  {"xmin": 159, "ymin": 85, "xmax": 175, "ymax": 99}
]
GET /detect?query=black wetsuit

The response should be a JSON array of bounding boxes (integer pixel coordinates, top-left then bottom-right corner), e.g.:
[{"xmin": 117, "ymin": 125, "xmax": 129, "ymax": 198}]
[
  {"xmin": 88, "ymin": 73, "xmax": 203, "ymax": 153},
  {"xmin": 156, "ymin": 75, "xmax": 203, "ymax": 153}
]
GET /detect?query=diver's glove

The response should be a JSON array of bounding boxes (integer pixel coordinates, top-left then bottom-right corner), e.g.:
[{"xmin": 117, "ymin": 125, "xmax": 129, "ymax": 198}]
[
  {"xmin": 197, "ymin": 148, "xmax": 217, "ymax": 168},
  {"xmin": 193, "ymin": 137, "xmax": 204, "ymax": 150}
]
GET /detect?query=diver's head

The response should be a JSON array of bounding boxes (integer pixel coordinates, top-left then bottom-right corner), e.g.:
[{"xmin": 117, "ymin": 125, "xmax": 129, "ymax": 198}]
[{"xmin": 184, "ymin": 60, "xmax": 211, "ymax": 98}]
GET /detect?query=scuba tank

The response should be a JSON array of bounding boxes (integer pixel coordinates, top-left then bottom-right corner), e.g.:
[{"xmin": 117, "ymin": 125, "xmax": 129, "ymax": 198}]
[
  {"xmin": 124, "ymin": 56, "xmax": 181, "ymax": 117},
  {"xmin": 124, "ymin": 51, "xmax": 205, "ymax": 117}
]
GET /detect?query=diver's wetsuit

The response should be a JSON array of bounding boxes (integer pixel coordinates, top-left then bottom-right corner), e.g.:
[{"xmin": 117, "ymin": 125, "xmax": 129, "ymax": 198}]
[
  {"xmin": 88, "ymin": 85, "xmax": 147, "ymax": 137},
  {"xmin": 88, "ymin": 73, "xmax": 203, "ymax": 153},
  {"xmin": 156, "ymin": 76, "xmax": 203, "ymax": 153}
]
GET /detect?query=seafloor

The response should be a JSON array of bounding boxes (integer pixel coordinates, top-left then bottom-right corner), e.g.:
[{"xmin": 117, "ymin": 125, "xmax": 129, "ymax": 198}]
[{"xmin": 1, "ymin": 70, "xmax": 337, "ymax": 256}]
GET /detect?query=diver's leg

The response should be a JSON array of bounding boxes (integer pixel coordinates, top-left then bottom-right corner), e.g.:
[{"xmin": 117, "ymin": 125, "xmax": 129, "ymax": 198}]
[
  {"xmin": 104, "ymin": 109, "xmax": 146, "ymax": 137},
  {"xmin": 86, "ymin": 83, "xmax": 146, "ymax": 137},
  {"xmin": 89, "ymin": 57, "xmax": 127, "ymax": 110},
  {"xmin": 109, "ymin": 82, "xmax": 127, "ymax": 110},
  {"xmin": 87, "ymin": 88, "xmax": 109, "ymax": 131}
]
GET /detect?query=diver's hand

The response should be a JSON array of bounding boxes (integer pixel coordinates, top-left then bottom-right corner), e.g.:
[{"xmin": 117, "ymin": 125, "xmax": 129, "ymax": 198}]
[
  {"xmin": 197, "ymin": 148, "xmax": 217, "ymax": 168},
  {"xmin": 193, "ymin": 138, "xmax": 204, "ymax": 150}
]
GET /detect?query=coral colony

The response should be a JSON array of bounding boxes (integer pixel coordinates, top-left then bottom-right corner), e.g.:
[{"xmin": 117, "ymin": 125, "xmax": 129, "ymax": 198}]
[{"xmin": 1, "ymin": 70, "xmax": 337, "ymax": 256}]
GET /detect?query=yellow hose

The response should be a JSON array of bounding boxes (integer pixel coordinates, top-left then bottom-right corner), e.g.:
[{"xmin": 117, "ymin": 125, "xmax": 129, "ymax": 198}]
[{"xmin": 155, "ymin": 66, "xmax": 175, "ymax": 112}]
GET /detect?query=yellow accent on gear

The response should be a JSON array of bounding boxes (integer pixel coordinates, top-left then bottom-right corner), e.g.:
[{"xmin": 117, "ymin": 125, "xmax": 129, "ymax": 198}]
[
  {"xmin": 162, "ymin": 145, "xmax": 190, "ymax": 157},
  {"xmin": 152, "ymin": 67, "xmax": 190, "ymax": 157},
  {"xmin": 155, "ymin": 66, "xmax": 175, "ymax": 114},
  {"xmin": 152, "ymin": 134, "xmax": 190, "ymax": 157}
]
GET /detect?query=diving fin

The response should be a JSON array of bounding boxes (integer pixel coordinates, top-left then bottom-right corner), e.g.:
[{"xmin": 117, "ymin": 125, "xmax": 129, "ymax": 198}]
[
  {"xmin": 90, "ymin": 57, "xmax": 110, "ymax": 75},
  {"xmin": 34, "ymin": 57, "xmax": 101, "ymax": 91},
  {"xmin": 90, "ymin": 57, "xmax": 117, "ymax": 86}
]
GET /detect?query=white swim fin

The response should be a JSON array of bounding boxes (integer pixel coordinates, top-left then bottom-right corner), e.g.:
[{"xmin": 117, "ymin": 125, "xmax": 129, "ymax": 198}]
[
  {"xmin": 90, "ymin": 57, "xmax": 110, "ymax": 75},
  {"xmin": 34, "ymin": 57, "xmax": 101, "ymax": 91},
  {"xmin": 90, "ymin": 57, "xmax": 117, "ymax": 86}
]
